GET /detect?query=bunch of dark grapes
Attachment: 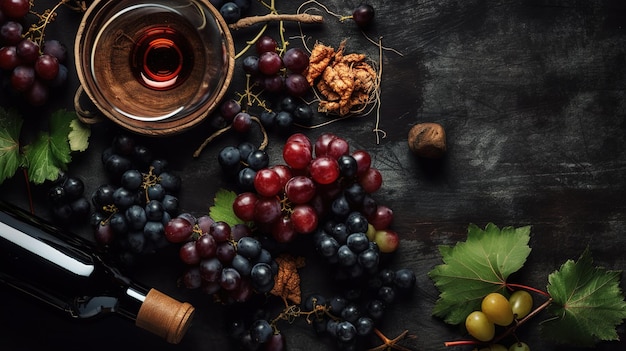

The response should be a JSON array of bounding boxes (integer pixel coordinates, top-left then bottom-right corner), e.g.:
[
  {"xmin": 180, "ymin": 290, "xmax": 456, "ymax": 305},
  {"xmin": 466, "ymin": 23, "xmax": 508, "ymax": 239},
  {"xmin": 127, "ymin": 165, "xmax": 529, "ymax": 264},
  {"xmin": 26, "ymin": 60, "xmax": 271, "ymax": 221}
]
[
  {"xmin": 46, "ymin": 173, "xmax": 90, "ymax": 225},
  {"xmin": 226, "ymin": 267, "xmax": 416, "ymax": 351},
  {"xmin": 165, "ymin": 213, "xmax": 278, "ymax": 303},
  {"xmin": 218, "ymin": 139, "xmax": 271, "ymax": 192},
  {"xmin": 211, "ymin": 0, "xmax": 252, "ymax": 24},
  {"xmin": 243, "ymin": 35, "xmax": 311, "ymax": 98},
  {"xmin": 259, "ymin": 95, "xmax": 315, "ymax": 133},
  {"xmin": 300, "ymin": 267, "xmax": 416, "ymax": 350},
  {"xmin": 0, "ymin": 0, "xmax": 68, "ymax": 105},
  {"xmin": 90, "ymin": 134, "xmax": 182, "ymax": 261}
]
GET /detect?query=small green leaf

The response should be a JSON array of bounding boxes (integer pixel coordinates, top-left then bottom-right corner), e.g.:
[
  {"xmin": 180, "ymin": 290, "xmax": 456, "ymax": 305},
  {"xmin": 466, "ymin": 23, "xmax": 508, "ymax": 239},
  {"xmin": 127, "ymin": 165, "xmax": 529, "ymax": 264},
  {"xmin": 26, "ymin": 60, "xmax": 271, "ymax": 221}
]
[
  {"xmin": 542, "ymin": 249, "xmax": 626, "ymax": 347},
  {"xmin": 0, "ymin": 108, "xmax": 24, "ymax": 184},
  {"xmin": 428, "ymin": 223, "xmax": 532, "ymax": 325},
  {"xmin": 209, "ymin": 188, "xmax": 247, "ymax": 227},
  {"xmin": 68, "ymin": 118, "xmax": 91, "ymax": 152}
]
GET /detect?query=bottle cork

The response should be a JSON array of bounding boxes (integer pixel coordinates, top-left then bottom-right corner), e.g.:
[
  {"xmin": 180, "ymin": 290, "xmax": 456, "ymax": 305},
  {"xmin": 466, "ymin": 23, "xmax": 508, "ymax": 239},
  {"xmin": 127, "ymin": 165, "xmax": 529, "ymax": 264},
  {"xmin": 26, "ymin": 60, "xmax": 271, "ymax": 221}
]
[{"xmin": 136, "ymin": 288, "xmax": 195, "ymax": 344}]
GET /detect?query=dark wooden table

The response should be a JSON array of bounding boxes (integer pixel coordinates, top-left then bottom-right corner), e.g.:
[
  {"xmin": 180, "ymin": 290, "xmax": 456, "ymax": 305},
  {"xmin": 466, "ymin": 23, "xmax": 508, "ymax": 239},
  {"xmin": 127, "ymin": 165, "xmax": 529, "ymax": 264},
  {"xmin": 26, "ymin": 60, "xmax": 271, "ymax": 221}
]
[{"xmin": 1, "ymin": 0, "xmax": 625, "ymax": 350}]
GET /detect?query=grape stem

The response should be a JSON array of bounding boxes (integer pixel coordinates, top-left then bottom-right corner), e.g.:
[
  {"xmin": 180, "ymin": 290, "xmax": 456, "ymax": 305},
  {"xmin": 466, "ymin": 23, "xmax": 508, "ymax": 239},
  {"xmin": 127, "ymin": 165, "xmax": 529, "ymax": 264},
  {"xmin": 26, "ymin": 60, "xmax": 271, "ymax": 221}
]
[
  {"xmin": 369, "ymin": 329, "xmax": 416, "ymax": 351},
  {"xmin": 506, "ymin": 283, "xmax": 550, "ymax": 297},
  {"xmin": 192, "ymin": 116, "xmax": 268, "ymax": 158},
  {"xmin": 229, "ymin": 13, "xmax": 324, "ymax": 30}
]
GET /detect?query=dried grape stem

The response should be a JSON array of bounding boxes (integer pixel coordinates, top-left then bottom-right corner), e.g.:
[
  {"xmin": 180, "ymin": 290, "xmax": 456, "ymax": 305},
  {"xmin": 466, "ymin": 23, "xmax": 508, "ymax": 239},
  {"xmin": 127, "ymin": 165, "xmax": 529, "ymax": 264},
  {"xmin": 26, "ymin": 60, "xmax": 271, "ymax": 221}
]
[
  {"xmin": 192, "ymin": 116, "xmax": 268, "ymax": 158},
  {"xmin": 229, "ymin": 13, "xmax": 324, "ymax": 30}
]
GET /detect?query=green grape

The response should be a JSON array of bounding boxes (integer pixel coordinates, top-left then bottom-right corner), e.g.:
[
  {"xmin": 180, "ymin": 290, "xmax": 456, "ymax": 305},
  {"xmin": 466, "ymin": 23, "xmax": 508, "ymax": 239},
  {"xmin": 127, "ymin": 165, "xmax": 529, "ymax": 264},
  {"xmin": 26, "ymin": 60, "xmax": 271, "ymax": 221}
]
[
  {"xmin": 509, "ymin": 290, "xmax": 533, "ymax": 319},
  {"xmin": 481, "ymin": 292, "xmax": 514, "ymax": 326},
  {"xmin": 508, "ymin": 341, "xmax": 530, "ymax": 351},
  {"xmin": 465, "ymin": 311, "xmax": 495, "ymax": 342},
  {"xmin": 479, "ymin": 345, "xmax": 507, "ymax": 351}
]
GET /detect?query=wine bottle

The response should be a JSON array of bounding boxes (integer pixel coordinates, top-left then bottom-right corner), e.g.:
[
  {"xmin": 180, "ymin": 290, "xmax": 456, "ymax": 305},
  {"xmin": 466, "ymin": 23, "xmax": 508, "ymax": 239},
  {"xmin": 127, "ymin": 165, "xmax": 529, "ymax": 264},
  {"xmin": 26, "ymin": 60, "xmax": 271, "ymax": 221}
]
[{"xmin": 0, "ymin": 200, "xmax": 194, "ymax": 344}]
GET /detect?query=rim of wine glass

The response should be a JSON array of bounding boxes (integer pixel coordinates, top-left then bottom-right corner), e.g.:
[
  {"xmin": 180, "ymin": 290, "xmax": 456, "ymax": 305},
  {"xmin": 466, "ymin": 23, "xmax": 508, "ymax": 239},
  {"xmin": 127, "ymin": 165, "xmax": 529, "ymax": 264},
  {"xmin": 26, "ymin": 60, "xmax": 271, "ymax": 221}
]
[{"xmin": 74, "ymin": 0, "xmax": 235, "ymax": 137}]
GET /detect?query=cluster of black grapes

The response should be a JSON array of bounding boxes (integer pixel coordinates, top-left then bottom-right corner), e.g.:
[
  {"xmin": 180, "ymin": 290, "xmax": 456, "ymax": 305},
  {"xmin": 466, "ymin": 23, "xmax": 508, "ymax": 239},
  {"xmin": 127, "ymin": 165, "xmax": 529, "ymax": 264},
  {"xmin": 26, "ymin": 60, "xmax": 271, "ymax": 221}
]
[
  {"xmin": 217, "ymin": 139, "xmax": 270, "ymax": 192},
  {"xmin": 47, "ymin": 173, "xmax": 90, "ymax": 225},
  {"xmin": 90, "ymin": 134, "xmax": 182, "ymax": 262},
  {"xmin": 259, "ymin": 95, "xmax": 315, "ymax": 133},
  {"xmin": 166, "ymin": 213, "xmax": 278, "ymax": 304},
  {"xmin": 227, "ymin": 267, "xmax": 416, "ymax": 351},
  {"xmin": 0, "ymin": 0, "xmax": 68, "ymax": 105},
  {"xmin": 211, "ymin": 0, "xmax": 251, "ymax": 24},
  {"xmin": 303, "ymin": 267, "xmax": 416, "ymax": 350}
]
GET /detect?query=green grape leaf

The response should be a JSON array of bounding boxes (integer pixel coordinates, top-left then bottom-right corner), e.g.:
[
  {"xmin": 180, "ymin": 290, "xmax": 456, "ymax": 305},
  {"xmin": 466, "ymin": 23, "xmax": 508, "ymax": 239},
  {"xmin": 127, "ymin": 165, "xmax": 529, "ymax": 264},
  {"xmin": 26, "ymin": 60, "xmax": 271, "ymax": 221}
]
[
  {"xmin": 541, "ymin": 249, "xmax": 626, "ymax": 347},
  {"xmin": 48, "ymin": 109, "xmax": 75, "ymax": 164},
  {"xmin": 0, "ymin": 108, "xmax": 24, "ymax": 184},
  {"xmin": 428, "ymin": 223, "xmax": 532, "ymax": 325},
  {"xmin": 209, "ymin": 188, "xmax": 247, "ymax": 226},
  {"xmin": 68, "ymin": 118, "xmax": 91, "ymax": 152},
  {"xmin": 23, "ymin": 132, "xmax": 63, "ymax": 184}
]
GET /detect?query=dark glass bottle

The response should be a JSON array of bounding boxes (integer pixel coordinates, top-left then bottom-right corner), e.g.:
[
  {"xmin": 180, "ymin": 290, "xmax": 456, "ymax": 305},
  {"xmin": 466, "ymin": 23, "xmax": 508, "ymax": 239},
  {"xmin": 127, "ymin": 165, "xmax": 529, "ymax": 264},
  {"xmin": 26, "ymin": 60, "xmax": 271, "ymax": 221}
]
[{"xmin": 0, "ymin": 200, "xmax": 194, "ymax": 344}]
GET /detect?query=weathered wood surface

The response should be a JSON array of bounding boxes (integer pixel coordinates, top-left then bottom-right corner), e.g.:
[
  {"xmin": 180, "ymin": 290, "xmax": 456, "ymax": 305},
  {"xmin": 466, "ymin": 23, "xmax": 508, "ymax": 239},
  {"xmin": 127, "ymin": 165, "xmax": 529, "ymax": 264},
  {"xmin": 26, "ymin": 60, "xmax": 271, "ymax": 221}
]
[{"xmin": 1, "ymin": 0, "xmax": 625, "ymax": 350}]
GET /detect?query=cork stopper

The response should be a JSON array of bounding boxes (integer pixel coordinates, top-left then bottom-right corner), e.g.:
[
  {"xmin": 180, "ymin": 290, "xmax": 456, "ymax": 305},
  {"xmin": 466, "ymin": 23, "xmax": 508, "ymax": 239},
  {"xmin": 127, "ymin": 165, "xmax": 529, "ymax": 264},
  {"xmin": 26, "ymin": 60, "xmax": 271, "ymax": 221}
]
[{"xmin": 135, "ymin": 288, "xmax": 195, "ymax": 344}]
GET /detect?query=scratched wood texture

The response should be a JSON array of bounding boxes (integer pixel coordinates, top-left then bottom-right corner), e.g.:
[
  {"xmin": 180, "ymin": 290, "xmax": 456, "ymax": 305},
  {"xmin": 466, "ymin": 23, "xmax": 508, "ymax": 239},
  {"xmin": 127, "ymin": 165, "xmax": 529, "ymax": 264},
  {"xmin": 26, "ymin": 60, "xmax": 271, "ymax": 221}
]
[{"xmin": 1, "ymin": 0, "xmax": 625, "ymax": 350}]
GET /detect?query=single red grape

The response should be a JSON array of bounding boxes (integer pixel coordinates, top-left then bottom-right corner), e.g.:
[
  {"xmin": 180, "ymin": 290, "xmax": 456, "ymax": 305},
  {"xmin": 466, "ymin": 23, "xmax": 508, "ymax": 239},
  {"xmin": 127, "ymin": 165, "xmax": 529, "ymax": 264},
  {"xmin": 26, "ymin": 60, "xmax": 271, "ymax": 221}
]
[{"xmin": 352, "ymin": 4, "xmax": 375, "ymax": 28}]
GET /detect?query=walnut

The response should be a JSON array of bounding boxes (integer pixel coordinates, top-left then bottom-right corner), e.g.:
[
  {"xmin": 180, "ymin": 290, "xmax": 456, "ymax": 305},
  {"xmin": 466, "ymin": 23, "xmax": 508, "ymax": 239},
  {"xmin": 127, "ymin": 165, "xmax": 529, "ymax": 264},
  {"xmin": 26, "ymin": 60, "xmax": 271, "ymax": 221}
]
[
  {"xmin": 408, "ymin": 123, "xmax": 447, "ymax": 158},
  {"xmin": 305, "ymin": 40, "xmax": 377, "ymax": 116}
]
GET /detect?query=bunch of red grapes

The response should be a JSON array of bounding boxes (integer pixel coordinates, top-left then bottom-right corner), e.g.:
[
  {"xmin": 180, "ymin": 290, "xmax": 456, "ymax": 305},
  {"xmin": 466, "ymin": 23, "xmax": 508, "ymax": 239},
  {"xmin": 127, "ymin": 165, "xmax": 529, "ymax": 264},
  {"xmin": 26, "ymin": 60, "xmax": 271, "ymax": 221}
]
[
  {"xmin": 0, "ymin": 0, "xmax": 68, "ymax": 106},
  {"xmin": 232, "ymin": 132, "xmax": 398, "ymax": 250}
]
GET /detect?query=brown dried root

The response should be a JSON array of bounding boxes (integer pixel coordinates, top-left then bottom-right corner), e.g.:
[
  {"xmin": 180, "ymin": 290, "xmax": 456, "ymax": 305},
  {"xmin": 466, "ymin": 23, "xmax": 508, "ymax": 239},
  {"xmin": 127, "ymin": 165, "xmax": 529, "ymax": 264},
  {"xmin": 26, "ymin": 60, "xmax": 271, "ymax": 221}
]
[{"xmin": 305, "ymin": 39, "xmax": 379, "ymax": 117}]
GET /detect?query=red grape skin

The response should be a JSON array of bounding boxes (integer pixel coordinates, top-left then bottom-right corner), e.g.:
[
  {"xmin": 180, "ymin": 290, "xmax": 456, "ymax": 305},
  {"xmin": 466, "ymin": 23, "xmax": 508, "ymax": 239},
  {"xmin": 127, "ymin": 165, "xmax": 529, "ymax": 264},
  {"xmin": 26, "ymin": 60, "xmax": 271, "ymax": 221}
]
[
  {"xmin": 10, "ymin": 65, "xmax": 35, "ymax": 91},
  {"xmin": 285, "ymin": 73, "xmax": 310, "ymax": 97},
  {"xmin": 180, "ymin": 241, "xmax": 201, "ymax": 265},
  {"xmin": 232, "ymin": 112, "xmax": 252, "ymax": 133},
  {"xmin": 309, "ymin": 156, "xmax": 340, "ymax": 185},
  {"xmin": 165, "ymin": 217, "xmax": 194, "ymax": 243},
  {"xmin": 233, "ymin": 192, "xmax": 258, "ymax": 221},
  {"xmin": 254, "ymin": 168, "xmax": 282, "ymax": 197},
  {"xmin": 254, "ymin": 196, "xmax": 282, "ymax": 224},
  {"xmin": 368, "ymin": 204, "xmax": 393, "ymax": 230},
  {"xmin": 270, "ymin": 164, "xmax": 293, "ymax": 191},
  {"xmin": 271, "ymin": 216, "xmax": 297, "ymax": 243},
  {"xmin": 352, "ymin": 150, "xmax": 372, "ymax": 175},
  {"xmin": 286, "ymin": 133, "xmax": 312, "ymax": 151},
  {"xmin": 352, "ymin": 4, "xmax": 375, "ymax": 28},
  {"xmin": 195, "ymin": 233, "xmax": 217, "ymax": 258},
  {"xmin": 1, "ymin": 0, "xmax": 30, "ymax": 19},
  {"xmin": 374, "ymin": 229, "xmax": 399, "ymax": 253},
  {"xmin": 258, "ymin": 51, "xmax": 283, "ymax": 75},
  {"xmin": 359, "ymin": 167, "xmax": 383, "ymax": 193},
  {"xmin": 34, "ymin": 54, "xmax": 59, "ymax": 80},
  {"xmin": 327, "ymin": 136, "xmax": 350, "ymax": 160},
  {"xmin": 314, "ymin": 132, "xmax": 338, "ymax": 157},
  {"xmin": 282, "ymin": 47, "xmax": 309, "ymax": 73},
  {"xmin": 291, "ymin": 204, "xmax": 318, "ymax": 234},
  {"xmin": 25, "ymin": 79, "xmax": 48, "ymax": 106},
  {"xmin": 16, "ymin": 38, "xmax": 39, "ymax": 63},
  {"xmin": 0, "ymin": 21, "xmax": 24, "ymax": 45},
  {"xmin": 255, "ymin": 35, "xmax": 277, "ymax": 54},
  {"xmin": 210, "ymin": 221, "xmax": 232, "ymax": 242},
  {"xmin": 0, "ymin": 46, "xmax": 20, "ymax": 70},
  {"xmin": 283, "ymin": 140, "xmax": 312, "ymax": 170},
  {"xmin": 284, "ymin": 176, "xmax": 316, "ymax": 204}
]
